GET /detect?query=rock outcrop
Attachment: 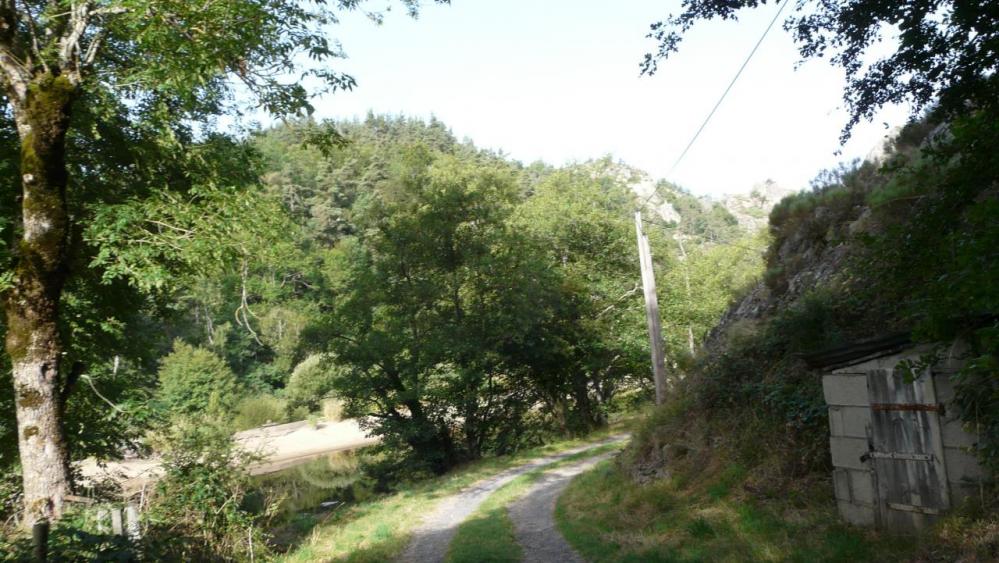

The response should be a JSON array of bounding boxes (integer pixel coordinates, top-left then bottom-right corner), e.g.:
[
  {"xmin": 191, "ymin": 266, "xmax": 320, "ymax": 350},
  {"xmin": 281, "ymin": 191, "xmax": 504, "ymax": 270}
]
[
  {"xmin": 719, "ymin": 180, "xmax": 795, "ymax": 232},
  {"xmin": 705, "ymin": 195, "xmax": 871, "ymax": 349}
]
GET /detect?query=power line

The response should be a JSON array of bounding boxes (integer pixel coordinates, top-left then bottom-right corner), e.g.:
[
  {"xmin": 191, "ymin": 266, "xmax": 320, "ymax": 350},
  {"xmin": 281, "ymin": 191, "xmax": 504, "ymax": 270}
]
[{"xmin": 638, "ymin": 0, "xmax": 791, "ymax": 212}]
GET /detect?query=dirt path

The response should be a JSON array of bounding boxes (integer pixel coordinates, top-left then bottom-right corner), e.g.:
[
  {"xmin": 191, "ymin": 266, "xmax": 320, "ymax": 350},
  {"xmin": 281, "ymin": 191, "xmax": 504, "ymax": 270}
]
[
  {"xmin": 397, "ymin": 434, "xmax": 628, "ymax": 563},
  {"xmin": 508, "ymin": 451, "xmax": 616, "ymax": 563}
]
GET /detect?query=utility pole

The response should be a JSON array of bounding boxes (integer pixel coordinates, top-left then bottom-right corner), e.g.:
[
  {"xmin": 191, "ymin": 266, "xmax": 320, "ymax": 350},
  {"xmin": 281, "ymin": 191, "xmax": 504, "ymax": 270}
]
[{"xmin": 635, "ymin": 212, "xmax": 667, "ymax": 404}]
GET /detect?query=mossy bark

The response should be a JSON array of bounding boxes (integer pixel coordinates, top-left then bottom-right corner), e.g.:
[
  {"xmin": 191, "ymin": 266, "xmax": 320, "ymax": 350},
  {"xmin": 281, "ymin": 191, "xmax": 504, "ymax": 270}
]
[{"xmin": 3, "ymin": 73, "xmax": 76, "ymax": 527}]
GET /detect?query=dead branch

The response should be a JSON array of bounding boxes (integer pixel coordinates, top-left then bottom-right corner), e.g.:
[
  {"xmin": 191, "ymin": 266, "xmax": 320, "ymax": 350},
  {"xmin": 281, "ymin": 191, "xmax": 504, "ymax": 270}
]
[
  {"xmin": 234, "ymin": 259, "xmax": 263, "ymax": 345},
  {"xmin": 595, "ymin": 283, "xmax": 641, "ymax": 319}
]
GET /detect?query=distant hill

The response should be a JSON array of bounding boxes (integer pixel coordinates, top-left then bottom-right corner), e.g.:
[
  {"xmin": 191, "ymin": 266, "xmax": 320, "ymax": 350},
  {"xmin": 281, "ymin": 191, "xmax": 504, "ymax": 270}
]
[{"xmin": 605, "ymin": 159, "xmax": 792, "ymax": 242}]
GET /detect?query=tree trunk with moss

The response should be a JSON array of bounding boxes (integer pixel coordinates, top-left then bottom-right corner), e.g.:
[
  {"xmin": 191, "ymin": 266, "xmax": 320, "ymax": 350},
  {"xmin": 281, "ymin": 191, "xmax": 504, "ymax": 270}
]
[
  {"xmin": 0, "ymin": 0, "xmax": 402, "ymax": 531},
  {"xmin": 3, "ymin": 73, "xmax": 76, "ymax": 527}
]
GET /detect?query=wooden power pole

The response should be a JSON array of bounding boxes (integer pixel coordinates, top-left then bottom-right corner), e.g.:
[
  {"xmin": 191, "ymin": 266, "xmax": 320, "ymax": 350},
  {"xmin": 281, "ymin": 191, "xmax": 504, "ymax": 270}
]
[{"xmin": 635, "ymin": 212, "xmax": 667, "ymax": 404}]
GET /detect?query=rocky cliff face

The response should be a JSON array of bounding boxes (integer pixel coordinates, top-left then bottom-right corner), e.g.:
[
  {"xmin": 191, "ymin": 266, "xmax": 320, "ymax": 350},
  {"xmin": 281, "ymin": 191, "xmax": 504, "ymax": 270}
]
[
  {"xmin": 601, "ymin": 158, "xmax": 860, "ymax": 347},
  {"xmin": 708, "ymin": 229, "xmax": 851, "ymax": 338},
  {"xmin": 718, "ymin": 180, "xmax": 795, "ymax": 232},
  {"xmin": 629, "ymin": 175, "xmax": 682, "ymax": 224},
  {"xmin": 630, "ymin": 175, "xmax": 790, "ymax": 240},
  {"xmin": 586, "ymin": 154, "xmax": 792, "ymax": 239},
  {"xmin": 705, "ymin": 184, "xmax": 874, "ymax": 348}
]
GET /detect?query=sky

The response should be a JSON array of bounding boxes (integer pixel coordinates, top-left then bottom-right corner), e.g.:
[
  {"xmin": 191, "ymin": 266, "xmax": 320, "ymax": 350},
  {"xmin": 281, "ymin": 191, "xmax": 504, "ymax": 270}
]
[{"xmin": 300, "ymin": 0, "xmax": 911, "ymax": 198}]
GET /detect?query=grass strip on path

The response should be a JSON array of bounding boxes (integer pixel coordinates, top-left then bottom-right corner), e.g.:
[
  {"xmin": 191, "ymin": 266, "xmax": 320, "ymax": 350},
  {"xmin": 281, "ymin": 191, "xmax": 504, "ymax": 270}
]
[
  {"xmin": 445, "ymin": 441, "xmax": 626, "ymax": 563},
  {"xmin": 279, "ymin": 420, "xmax": 634, "ymax": 563}
]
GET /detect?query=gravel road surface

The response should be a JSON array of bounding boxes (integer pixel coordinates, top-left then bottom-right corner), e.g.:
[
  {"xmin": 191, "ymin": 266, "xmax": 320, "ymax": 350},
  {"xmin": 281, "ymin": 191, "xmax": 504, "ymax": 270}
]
[
  {"xmin": 397, "ymin": 434, "xmax": 627, "ymax": 563},
  {"xmin": 508, "ymin": 451, "xmax": 616, "ymax": 563}
]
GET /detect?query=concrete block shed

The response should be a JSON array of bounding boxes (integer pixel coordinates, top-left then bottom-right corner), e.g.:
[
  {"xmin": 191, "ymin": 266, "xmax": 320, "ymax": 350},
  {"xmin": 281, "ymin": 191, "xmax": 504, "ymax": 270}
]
[{"xmin": 805, "ymin": 335, "xmax": 985, "ymax": 531}]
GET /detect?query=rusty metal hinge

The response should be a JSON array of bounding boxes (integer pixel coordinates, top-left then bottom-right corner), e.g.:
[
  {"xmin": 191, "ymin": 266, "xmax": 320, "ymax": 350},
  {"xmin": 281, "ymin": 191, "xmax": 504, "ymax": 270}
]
[
  {"xmin": 887, "ymin": 502, "xmax": 941, "ymax": 515},
  {"xmin": 871, "ymin": 402, "xmax": 943, "ymax": 413},
  {"xmin": 869, "ymin": 451, "xmax": 934, "ymax": 461}
]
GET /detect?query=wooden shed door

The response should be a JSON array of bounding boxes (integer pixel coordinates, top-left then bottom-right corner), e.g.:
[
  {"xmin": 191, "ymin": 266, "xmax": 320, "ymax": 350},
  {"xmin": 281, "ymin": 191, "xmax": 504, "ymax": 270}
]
[{"xmin": 866, "ymin": 368, "xmax": 950, "ymax": 529}]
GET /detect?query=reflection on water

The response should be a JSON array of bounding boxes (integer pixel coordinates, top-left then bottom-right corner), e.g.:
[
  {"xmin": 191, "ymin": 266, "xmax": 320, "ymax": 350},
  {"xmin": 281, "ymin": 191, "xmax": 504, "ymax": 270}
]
[{"xmin": 250, "ymin": 449, "xmax": 365, "ymax": 521}]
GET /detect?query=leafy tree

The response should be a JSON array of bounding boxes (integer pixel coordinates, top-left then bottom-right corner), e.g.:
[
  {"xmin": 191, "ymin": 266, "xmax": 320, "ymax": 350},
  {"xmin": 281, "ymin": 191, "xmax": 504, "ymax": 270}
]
[
  {"xmin": 155, "ymin": 340, "xmax": 241, "ymax": 419},
  {"xmin": 255, "ymin": 115, "xmax": 467, "ymax": 244},
  {"xmin": 0, "ymin": 0, "xmax": 447, "ymax": 525},
  {"xmin": 325, "ymin": 146, "xmax": 560, "ymax": 472},
  {"xmin": 285, "ymin": 354, "xmax": 345, "ymax": 412},
  {"xmin": 512, "ymin": 161, "xmax": 655, "ymax": 429},
  {"xmin": 643, "ymin": 0, "xmax": 999, "ymax": 139},
  {"xmin": 658, "ymin": 232, "xmax": 765, "ymax": 356}
]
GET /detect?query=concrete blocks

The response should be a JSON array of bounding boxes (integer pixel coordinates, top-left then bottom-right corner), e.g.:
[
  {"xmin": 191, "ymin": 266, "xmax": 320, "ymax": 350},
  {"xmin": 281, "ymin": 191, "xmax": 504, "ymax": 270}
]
[
  {"xmin": 941, "ymin": 418, "xmax": 977, "ymax": 448},
  {"xmin": 849, "ymin": 469, "xmax": 876, "ymax": 505},
  {"xmin": 822, "ymin": 375, "xmax": 868, "ymax": 407},
  {"xmin": 945, "ymin": 447, "xmax": 985, "ymax": 483},
  {"xmin": 832, "ymin": 468, "xmax": 875, "ymax": 506},
  {"xmin": 837, "ymin": 499, "xmax": 876, "ymax": 527},
  {"xmin": 830, "ymin": 436, "xmax": 869, "ymax": 470},
  {"xmin": 933, "ymin": 375, "xmax": 955, "ymax": 403},
  {"xmin": 949, "ymin": 481, "xmax": 984, "ymax": 507},
  {"xmin": 833, "ymin": 468, "xmax": 851, "ymax": 501},
  {"xmin": 828, "ymin": 405, "xmax": 871, "ymax": 438}
]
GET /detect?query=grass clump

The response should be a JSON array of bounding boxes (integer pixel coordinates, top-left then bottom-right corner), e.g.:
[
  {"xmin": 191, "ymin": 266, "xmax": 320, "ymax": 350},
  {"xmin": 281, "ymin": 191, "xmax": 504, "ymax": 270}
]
[
  {"xmin": 559, "ymin": 396, "xmax": 998, "ymax": 562},
  {"xmin": 446, "ymin": 483, "xmax": 526, "ymax": 563}
]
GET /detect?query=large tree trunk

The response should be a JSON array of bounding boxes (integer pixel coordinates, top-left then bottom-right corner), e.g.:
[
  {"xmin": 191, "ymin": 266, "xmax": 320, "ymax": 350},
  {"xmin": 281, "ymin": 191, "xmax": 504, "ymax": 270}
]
[{"xmin": 3, "ymin": 73, "xmax": 75, "ymax": 527}]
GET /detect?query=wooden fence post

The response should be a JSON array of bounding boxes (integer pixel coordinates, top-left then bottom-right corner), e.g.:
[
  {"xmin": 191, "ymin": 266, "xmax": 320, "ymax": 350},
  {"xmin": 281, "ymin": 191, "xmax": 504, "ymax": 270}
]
[
  {"xmin": 32, "ymin": 521, "xmax": 48, "ymax": 562},
  {"xmin": 111, "ymin": 507, "xmax": 123, "ymax": 536}
]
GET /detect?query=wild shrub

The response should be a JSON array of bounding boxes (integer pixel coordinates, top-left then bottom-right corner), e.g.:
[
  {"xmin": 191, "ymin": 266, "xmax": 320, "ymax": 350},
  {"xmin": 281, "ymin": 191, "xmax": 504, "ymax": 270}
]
[
  {"xmin": 155, "ymin": 340, "xmax": 242, "ymax": 419},
  {"xmin": 655, "ymin": 290, "xmax": 858, "ymax": 480},
  {"xmin": 231, "ymin": 394, "xmax": 291, "ymax": 431},
  {"xmin": 0, "ymin": 510, "xmax": 136, "ymax": 561},
  {"xmin": 284, "ymin": 354, "xmax": 345, "ymax": 412},
  {"xmin": 0, "ymin": 465, "xmax": 21, "ymax": 528},
  {"xmin": 322, "ymin": 398, "xmax": 346, "ymax": 422},
  {"xmin": 143, "ymin": 420, "xmax": 274, "ymax": 561}
]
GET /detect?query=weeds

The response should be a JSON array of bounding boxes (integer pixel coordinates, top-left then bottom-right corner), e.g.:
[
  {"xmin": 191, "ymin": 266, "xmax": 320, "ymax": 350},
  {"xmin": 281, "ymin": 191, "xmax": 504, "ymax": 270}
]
[{"xmin": 557, "ymin": 457, "xmax": 915, "ymax": 562}]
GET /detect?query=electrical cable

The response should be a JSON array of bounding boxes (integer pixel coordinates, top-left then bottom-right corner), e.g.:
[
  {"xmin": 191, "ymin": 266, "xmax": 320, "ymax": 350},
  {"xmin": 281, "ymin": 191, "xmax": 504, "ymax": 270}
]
[{"xmin": 637, "ymin": 0, "xmax": 791, "ymax": 212}]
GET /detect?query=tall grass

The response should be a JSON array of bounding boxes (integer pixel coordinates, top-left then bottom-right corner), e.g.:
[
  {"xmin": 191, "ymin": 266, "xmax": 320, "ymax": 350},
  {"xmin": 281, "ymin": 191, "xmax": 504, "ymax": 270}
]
[{"xmin": 556, "ymin": 458, "xmax": 915, "ymax": 562}]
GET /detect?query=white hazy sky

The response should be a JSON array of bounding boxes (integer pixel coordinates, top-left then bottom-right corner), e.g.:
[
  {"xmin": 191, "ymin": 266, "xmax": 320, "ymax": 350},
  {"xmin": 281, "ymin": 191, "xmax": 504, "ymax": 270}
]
[{"xmin": 301, "ymin": 0, "xmax": 910, "ymax": 197}]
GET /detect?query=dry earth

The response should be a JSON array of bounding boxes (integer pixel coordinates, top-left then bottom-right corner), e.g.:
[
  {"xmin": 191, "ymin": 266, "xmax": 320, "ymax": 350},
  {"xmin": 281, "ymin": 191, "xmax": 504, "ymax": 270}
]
[{"xmin": 77, "ymin": 419, "xmax": 379, "ymax": 495}]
